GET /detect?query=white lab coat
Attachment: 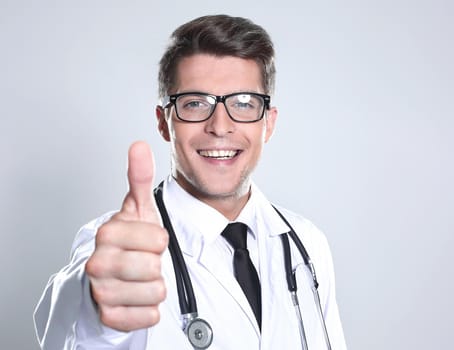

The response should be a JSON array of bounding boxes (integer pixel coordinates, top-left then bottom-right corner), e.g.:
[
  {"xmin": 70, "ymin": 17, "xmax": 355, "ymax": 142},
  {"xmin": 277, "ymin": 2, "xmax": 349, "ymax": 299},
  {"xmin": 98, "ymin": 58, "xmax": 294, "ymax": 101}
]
[{"xmin": 34, "ymin": 178, "xmax": 347, "ymax": 349}]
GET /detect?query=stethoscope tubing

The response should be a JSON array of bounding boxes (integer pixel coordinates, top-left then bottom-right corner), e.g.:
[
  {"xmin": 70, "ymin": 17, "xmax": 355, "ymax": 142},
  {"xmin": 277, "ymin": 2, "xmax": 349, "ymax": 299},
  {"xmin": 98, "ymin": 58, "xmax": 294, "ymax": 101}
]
[
  {"xmin": 154, "ymin": 182, "xmax": 331, "ymax": 349},
  {"xmin": 154, "ymin": 184, "xmax": 197, "ymax": 314},
  {"xmin": 275, "ymin": 206, "xmax": 332, "ymax": 350}
]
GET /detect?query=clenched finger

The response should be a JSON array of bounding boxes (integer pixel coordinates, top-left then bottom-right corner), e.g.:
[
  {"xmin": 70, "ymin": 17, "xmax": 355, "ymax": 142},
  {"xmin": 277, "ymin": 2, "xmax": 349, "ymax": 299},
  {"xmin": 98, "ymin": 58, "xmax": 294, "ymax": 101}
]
[{"xmin": 92, "ymin": 278, "xmax": 167, "ymax": 306}]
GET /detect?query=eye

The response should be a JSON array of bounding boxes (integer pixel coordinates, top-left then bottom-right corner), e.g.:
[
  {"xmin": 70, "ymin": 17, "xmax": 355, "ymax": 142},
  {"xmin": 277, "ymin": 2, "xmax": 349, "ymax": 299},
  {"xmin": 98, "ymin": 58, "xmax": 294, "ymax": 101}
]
[
  {"xmin": 184, "ymin": 100, "xmax": 204, "ymax": 109},
  {"xmin": 178, "ymin": 96, "xmax": 212, "ymax": 110},
  {"xmin": 230, "ymin": 94, "xmax": 258, "ymax": 110}
]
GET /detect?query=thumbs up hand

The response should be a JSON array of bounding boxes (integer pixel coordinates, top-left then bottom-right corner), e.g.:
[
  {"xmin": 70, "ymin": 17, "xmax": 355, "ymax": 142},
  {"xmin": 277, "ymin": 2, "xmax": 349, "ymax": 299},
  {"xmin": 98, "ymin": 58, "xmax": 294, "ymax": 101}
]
[{"xmin": 86, "ymin": 141, "xmax": 169, "ymax": 331}]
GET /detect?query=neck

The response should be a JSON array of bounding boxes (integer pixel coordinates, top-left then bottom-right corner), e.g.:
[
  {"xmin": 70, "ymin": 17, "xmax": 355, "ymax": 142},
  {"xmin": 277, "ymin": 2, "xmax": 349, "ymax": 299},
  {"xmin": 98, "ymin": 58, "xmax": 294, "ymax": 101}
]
[
  {"xmin": 201, "ymin": 191, "xmax": 250, "ymax": 221},
  {"xmin": 173, "ymin": 176, "xmax": 251, "ymax": 221}
]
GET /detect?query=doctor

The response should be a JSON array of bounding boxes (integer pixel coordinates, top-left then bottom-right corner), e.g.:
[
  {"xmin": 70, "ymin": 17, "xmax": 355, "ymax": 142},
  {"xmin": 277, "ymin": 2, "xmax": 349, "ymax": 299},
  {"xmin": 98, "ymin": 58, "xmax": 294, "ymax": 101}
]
[{"xmin": 34, "ymin": 14, "xmax": 347, "ymax": 349}]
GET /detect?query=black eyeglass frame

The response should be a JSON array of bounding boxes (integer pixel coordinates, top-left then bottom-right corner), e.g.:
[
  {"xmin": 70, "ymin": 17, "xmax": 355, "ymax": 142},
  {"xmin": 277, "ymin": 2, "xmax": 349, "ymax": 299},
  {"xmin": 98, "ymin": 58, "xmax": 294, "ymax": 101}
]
[{"xmin": 162, "ymin": 92, "xmax": 271, "ymax": 123}]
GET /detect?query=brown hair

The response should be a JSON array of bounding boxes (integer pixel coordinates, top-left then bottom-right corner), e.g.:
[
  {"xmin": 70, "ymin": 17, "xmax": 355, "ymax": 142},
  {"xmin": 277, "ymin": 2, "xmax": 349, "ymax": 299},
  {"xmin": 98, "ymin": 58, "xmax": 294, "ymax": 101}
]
[{"xmin": 158, "ymin": 14, "xmax": 275, "ymax": 98}]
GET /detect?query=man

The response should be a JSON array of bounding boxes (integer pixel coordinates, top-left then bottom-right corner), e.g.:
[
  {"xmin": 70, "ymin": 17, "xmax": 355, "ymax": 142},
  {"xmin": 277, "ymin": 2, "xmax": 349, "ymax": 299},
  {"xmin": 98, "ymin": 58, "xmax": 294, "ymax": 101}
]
[{"xmin": 34, "ymin": 14, "xmax": 347, "ymax": 349}]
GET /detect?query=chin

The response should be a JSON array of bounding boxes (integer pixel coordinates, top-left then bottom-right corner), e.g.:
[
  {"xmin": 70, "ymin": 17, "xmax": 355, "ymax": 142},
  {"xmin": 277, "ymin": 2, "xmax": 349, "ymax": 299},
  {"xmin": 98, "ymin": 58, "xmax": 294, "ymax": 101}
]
[
  {"xmin": 213, "ymin": 176, "xmax": 251, "ymax": 197},
  {"xmin": 182, "ymin": 175, "xmax": 251, "ymax": 201}
]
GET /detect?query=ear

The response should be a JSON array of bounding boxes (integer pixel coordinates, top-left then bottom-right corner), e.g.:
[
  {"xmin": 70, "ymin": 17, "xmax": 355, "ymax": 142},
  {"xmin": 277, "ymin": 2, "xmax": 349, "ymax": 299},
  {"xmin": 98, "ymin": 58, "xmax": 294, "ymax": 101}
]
[
  {"xmin": 156, "ymin": 106, "xmax": 170, "ymax": 142},
  {"xmin": 264, "ymin": 106, "xmax": 278, "ymax": 143}
]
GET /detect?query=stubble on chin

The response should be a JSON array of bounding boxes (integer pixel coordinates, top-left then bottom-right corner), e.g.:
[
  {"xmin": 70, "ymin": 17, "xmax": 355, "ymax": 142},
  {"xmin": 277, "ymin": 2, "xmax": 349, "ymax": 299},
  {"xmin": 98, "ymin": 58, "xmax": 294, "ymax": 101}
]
[{"xmin": 173, "ymin": 168, "xmax": 252, "ymax": 205}]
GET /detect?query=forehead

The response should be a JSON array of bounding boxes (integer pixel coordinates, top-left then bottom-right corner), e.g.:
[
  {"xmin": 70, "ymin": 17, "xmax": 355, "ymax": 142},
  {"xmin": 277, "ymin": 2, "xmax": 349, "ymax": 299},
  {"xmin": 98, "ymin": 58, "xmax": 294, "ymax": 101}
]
[{"xmin": 173, "ymin": 54, "xmax": 264, "ymax": 95}]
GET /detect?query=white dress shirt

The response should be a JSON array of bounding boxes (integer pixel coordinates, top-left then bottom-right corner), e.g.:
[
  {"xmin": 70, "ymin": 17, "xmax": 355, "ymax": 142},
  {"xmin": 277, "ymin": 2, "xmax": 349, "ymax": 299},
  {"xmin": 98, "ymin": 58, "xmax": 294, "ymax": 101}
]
[{"xmin": 34, "ymin": 177, "xmax": 347, "ymax": 349}]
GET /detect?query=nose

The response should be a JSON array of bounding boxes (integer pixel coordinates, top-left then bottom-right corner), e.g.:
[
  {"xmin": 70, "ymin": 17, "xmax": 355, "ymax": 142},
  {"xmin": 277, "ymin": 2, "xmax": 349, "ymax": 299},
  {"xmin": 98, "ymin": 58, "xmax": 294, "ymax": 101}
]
[{"xmin": 204, "ymin": 102, "xmax": 235, "ymax": 136}]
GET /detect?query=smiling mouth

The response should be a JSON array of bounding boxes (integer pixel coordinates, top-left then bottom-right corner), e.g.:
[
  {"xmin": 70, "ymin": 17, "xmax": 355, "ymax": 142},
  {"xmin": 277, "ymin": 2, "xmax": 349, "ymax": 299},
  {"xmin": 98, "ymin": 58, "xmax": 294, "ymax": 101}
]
[{"xmin": 198, "ymin": 150, "xmax": 240, "ymax": 160}]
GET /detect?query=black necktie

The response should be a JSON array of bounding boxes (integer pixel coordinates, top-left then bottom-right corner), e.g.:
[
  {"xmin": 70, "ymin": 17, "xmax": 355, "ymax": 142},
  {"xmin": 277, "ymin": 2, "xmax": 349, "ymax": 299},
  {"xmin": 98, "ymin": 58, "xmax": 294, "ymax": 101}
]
[{"xmin": 221, "ymin": 222, "xmax": 262, "ymax": 329}]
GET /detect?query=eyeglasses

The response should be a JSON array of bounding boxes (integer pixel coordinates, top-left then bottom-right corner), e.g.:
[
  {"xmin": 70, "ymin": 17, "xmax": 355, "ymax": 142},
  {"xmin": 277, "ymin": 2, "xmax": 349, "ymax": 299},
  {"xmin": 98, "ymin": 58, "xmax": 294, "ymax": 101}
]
[{"xmin": 162, "ymin": 92, "xmax": 271, "ymax": 123}]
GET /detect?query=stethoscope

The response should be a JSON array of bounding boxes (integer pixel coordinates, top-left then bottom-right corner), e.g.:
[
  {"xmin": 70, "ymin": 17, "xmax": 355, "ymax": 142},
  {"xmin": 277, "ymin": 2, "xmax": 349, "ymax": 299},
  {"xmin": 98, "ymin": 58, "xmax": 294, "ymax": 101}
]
[{"xmin": 154, "ymin": 183, "xmax": 332, "ymax": 350}]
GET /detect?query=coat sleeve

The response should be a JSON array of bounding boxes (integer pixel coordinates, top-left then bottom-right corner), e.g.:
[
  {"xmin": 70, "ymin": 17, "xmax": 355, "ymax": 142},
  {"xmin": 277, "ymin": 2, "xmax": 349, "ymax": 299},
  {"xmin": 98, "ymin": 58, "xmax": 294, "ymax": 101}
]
[{"xmin": 33, "ymin": 213, "xmax": 146, "ymax": 349}]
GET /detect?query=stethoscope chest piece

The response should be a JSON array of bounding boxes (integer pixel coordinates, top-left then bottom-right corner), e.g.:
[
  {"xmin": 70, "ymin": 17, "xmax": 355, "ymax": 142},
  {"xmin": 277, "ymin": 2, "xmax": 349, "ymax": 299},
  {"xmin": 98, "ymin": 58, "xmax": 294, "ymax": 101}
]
[{"xmin": 185, "ymin": 316, "xmax": 213, "ymax": 349}]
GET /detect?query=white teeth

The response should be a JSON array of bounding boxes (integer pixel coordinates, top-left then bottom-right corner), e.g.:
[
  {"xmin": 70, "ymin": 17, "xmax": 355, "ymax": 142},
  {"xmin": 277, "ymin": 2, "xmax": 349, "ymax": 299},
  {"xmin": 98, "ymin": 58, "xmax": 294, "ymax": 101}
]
[{"xmin": 199, "ymin": 150, "xmax": 238, "ymax": 159}]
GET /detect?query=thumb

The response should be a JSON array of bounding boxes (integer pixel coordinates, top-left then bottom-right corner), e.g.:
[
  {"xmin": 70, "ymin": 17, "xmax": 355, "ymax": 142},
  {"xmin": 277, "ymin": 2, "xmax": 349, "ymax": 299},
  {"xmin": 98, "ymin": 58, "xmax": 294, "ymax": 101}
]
[{"xmin": 121, "ymin": 141, "xmax": 162, "ymax": 224}]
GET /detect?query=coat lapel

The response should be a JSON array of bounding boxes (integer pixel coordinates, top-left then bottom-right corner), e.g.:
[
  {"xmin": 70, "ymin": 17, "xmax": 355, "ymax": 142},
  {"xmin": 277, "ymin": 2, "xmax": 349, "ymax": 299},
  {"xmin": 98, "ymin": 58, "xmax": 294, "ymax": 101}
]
[{"xmin": 198, "ymin": 242, "xmax": 261, "ymax": 334}]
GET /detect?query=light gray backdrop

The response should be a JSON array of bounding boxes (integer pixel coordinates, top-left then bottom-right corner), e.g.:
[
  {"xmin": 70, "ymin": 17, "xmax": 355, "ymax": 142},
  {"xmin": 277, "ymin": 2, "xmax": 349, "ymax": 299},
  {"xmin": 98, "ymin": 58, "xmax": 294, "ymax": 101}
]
[{"xmin": 1, "ymin": 0, "xmax": 453, "ymax": 349}]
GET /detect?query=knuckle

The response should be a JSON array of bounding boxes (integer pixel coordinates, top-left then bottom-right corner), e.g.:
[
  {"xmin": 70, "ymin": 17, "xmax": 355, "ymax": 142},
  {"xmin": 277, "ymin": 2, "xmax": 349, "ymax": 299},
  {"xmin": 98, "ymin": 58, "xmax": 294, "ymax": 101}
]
[
  {"xmin": 155, "ymin": 227, "xmax": 169, "ymax": 251},
  {"xmin": 90, "ymin": 281, "xmax": 112, "ymax": 305},
  {"xmin": 149, "ymin": 306, "xmax": 161, "ymax": 326},
  {"xmin": 86, "ymin": 249, "xmax": 117, "ymax": 278},
  {"xmin": 95, "ymin": 223, "xmax": 113, "ymax": 246},
  {"xmin": 85, "ymin": 256, "xmax": 101, "ymax": 277},
  {"xmin": 89, "ymin": 284, "xmax": 103, "ymax": 304},
  {"xmin": 154, "ymin": 279, "xmax": 167, "ymax": 301},
  {"xmin": 98, "ymin": 306, "xmax": 119, "ymax": 329}
]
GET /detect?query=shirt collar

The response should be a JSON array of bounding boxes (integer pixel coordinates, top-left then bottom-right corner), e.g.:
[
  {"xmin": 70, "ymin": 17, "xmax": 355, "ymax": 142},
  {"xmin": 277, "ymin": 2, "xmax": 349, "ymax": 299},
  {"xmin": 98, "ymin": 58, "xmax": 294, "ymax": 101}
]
[
  {"xmin": 162, "ymin": 177, "xmax": 291, "ymax": 256},
  {"xmin": 249, "ymin": 182, "xmax": 292, "ymax": 237},
  {"xmin": 163, "ymin": 177, "xmax": 227, "ymax": 254}
]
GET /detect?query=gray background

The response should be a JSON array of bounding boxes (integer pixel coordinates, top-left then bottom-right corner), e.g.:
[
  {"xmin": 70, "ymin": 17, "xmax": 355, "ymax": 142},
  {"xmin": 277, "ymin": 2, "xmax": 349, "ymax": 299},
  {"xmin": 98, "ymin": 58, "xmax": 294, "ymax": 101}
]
[{"xmin": 1, "ymin": 0, "xmax": 453, "ymax": 349}]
